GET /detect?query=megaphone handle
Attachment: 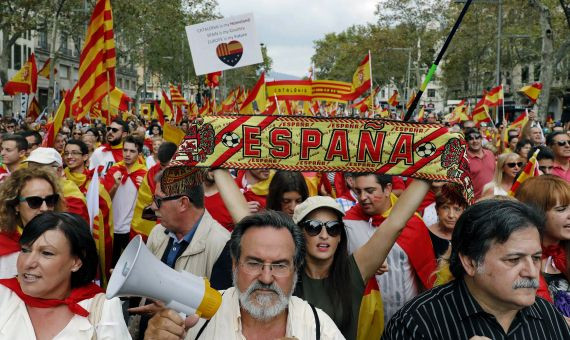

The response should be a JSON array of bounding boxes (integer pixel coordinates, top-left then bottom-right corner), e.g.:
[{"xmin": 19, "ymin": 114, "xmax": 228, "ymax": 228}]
[
  {"xmin": 178, "ymin": 312, "xmax": 187, "ymax": 320},
  {"xmin": 165, "ymin": 300, "xmax": 194, "ymax": 318}
]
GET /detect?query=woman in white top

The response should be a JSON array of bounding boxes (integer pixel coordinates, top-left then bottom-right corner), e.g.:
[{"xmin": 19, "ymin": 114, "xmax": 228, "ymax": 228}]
[
  {"xmin": 0, "ymin": 168, "xmax": 65, "ymax": 279},
  {"xmin": 481, "ymin": 152, "xmax": 522, "ymax": 198},
  {"xmin": 0, "ymin": 212, "xmax": 130, "ymax": 339}
]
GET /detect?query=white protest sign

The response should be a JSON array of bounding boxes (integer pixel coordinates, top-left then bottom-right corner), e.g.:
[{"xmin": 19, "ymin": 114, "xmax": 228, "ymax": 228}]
[{"xmin": 185, "ymin": 13, "xmax": 263, "ymax": 75}]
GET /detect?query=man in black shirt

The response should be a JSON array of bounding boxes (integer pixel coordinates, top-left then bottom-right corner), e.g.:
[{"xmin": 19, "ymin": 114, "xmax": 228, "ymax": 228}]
[{"xmin": 384, "ymin": 199, "xmax": 570, "ymax": 339}]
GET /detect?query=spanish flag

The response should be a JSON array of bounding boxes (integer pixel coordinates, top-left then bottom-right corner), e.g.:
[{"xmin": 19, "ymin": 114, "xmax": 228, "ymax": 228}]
[
  {"xmin": 519, "ymin": 82, "xmax": 542, "ymax": 103},
  {"xmin": 446, "ymin": 99, "xmax": 469, "ymax": 125},
  {"xmin": 163, "ymin": 124, "xmax": 185, "ymax": 145},
  {"xmin": 221, "ymin": 88, "xmax": 238, "ymax": 113},
  {"xmin": 508, "ymin": 149, "xmax": 539, "ymax": 196},
  {"xmin": 99, "ymin": 87, "xmax": 133, "ymax": 117},
  {"xmin": 502, "ymin": 111, "xmax": 528, "ymax": 146},
  {"xmin": 3, "ymin": 53, "xmax": 37, "ymax": 95},
  {"xmin": 77, "ymin": 0, "xmax": 116, "ymax": 118},
  {"xmin": 405, "ymin": 91, "xmax": 416, "ymax": 110},
  {"xmin": 38, "ymin": 58, "xmax": 57, "ymax": 79},
  {"xmin": 239, "ymin": 72, "xmax": 267, "ymax": 114},
  {"xmin": 471, "ymin": 97, "xmax": 492, "ymax": 127},
  {"xmin": 387, "ymin": 90, "xmax": 399, "ymax": 107},
  {"xmin": 199, "ymin": 98, "xmax": 210, "ymax": 116},
  {"xmin": 160, "ymin": 90, "xmax": 174, "ymax": 121},
  {"xmin": 130, "ymin": 163, "xmax": 161, "ymax": 241},
  {"xmin": 484, "ymin": 85, "xmax": 504, "ymax": 107},
  {"xmin": 349, "ymin": 52, "xmax": 372, "ymax": 100},
  {"xmin": 352, "ymin": 87, "xmax": 379, "ymax": 112},
  {"xmin": 357, "ymin": 278, "xmax": 384, "ymax": 340}
]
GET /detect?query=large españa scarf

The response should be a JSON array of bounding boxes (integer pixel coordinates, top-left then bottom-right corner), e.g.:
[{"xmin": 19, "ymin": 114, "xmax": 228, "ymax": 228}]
[{"xmin": 164, "ymin": 116, "xmax": 474, "ymax": 202}]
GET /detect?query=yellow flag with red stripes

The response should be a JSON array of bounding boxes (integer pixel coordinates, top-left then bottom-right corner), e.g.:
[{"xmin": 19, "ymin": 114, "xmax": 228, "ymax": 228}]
[{"xmin": 357, "ymin": 278, "xmax": 384, "ymax": 340}]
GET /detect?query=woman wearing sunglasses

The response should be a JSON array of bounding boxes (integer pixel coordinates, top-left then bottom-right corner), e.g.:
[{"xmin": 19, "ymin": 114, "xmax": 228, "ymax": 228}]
[
  {"xmin": 515, "ymin": 175, "xmax": 570, "ymax": 319},
  {"xmin": 291, "ymin": 179, "xmax": 430, "ymax": 340},
  {"xmin": 0, "ymin": 168, "xmax": 65, "ymax": 279},
  {"xmin": 0, "ymin": 212, "xmax": 131, "ymax": 339},
  {"xmin": 481, "ymin": 152, "xmax": 522, "ymax": 198}
]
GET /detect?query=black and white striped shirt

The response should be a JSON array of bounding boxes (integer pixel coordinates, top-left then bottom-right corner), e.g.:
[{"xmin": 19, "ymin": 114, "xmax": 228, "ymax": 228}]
[{"xmin": 382, "ymin": 279, "xmax": 570, "ymax": 339}]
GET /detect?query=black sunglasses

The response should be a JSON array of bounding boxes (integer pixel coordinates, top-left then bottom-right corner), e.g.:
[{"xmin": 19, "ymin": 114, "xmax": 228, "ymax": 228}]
[
  {"xmin": 299, "ymin": 220, "xmax": 343, "ymax": 237},
  {"xmin": 18, "ymin": 194, "xmax": 60, "ymax": 209},
  {"xmin": 466, "ymin": 134, "xmax": 482, "ymax": 141},
  {"xmin": 106, "ymin": 127, "xmax": 120, "ymax": 133},
  {"xmin": 152, "ymin": 194, "xmax": 186, "ymax": 208},
  {"xmin": 555, "ymin": 140, "xmax": 570, "ymax": 147},
  {"xmin": 506, "ymin": 162, "xmax": 523, "ymax": 168}
]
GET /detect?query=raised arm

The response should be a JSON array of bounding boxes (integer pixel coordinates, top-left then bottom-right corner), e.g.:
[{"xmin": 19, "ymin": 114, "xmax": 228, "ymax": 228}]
[
  {"xmin": 353, "ymin": 179, "xmax": 431, "ymax": 282},
  {"xmin": 212, "ymin": 169, "xmax": 251, "ymax": 223}
]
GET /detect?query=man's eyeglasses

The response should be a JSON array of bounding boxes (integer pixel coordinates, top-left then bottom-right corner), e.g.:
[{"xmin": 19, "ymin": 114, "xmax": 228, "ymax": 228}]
[
  {"xmin": 506, "ymin": 162, "xmax": 523, "ymax": 169},
  {"xmin": 152, "ymin": 194, "xmax": 186, "ymax": 208},
  {"xmin": 106, "ymin": 127, "xmax": 120, "ymax": 133},
  {"xmin": 298, "ymin": 220, "xmax": 343, "ymax": 237},
  {"xmin": 18, "ymin": 194, "xmax": 60, "ymax": 209},
  {"xmin": 466, "ymin": 134, "xmax": 482, "ymax": 141},
  {"xmin": 239, "ymin": 260, "xmax": 292, "ymax": 277},
  {"xmin": 5, "ymin": 125, "xmax": 15, "ymax": 130}
]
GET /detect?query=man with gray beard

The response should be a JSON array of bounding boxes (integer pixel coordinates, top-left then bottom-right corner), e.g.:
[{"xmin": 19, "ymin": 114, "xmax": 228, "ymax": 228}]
[
  {"xmin": 144, "ymin": 210, "xmax": 344, "ymax": 340},
  {"xmin": 383, "ymin": 199, "xmax": 570, "ymax": 339}
]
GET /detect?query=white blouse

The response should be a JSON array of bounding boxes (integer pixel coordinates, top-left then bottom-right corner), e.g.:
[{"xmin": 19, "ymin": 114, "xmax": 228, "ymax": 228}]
[
  {"xmin": 0, "ymin": 285, "xmax": 131, "ymax": 339},
  {"xmin": 0, "ymin": 252, "xmax": 18, "ymax": 279}
]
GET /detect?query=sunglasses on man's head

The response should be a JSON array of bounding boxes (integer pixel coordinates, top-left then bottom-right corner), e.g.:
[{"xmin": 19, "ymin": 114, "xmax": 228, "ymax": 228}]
[
  {"xmin": 466, "ymin": 134, "xmax": 482, "ymax": 141},
  {"xmin": 298, "ymin": 220, "xmax": 343, "ymax": 237},
  {"xmin": 18, "ymin": 194, "xmax": 60, "ymax": 209},
  {"xmin": 106, "ymin": 127, "xmax": 120, "ymax": 133},
  {"xmin": 506, "ymin": 162, "xmax": 523, "ymax": 169}
]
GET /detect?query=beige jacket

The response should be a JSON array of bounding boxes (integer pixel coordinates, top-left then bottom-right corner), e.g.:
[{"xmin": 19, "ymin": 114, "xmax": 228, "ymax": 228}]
[{"xmin": 146, "ymin": 210, "xmax": 230, "ymax": 278}]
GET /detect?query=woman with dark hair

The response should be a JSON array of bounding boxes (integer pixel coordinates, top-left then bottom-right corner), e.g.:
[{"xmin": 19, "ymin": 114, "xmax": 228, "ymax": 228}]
[
  {"xmin": 426, "ymin": 183, "xmax": 467, "ymax": 259},
  {"xmin": 291, "ymin": 180, "xmax": 430, "ymax": 340},
  {"xmin": 266, "ymin": 171, "xmax": 309, "ymax": 217},
  {"xmin": 148, "ymin": 124, "xmax": 162, "ymax": 138},
  {"xmin": 515, "ymin": 175, "xmax": 570, "ymax": 317},
  {"xmin": 515, "ymin": 138, "xmax": 532, "ymax": 163},
  {"xmin": 0, "ymin": 212, "xmax": 130, "ymax": 338}
]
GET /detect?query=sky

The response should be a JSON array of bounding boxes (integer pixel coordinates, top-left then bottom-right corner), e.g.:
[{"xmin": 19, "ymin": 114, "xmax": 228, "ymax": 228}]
[{"xmin": 215, "ymin": 0, "xmax": 379, "ymax": 78}]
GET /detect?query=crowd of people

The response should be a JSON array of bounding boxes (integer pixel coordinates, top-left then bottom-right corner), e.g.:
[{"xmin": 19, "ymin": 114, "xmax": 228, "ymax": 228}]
[{"xmin": 0, "ymin": 110, "xmax": 570, "ymax": 339}]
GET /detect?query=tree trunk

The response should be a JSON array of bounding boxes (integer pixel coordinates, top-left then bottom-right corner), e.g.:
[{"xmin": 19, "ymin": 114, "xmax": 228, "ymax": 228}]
[{"xmin": 529, "ymin": 0, "xmax": 554, "ymax": 122}]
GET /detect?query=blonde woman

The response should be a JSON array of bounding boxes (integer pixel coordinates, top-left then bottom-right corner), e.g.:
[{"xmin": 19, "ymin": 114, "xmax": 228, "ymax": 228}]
[
  {"xmin": 0, "ymin": 168, "xmax": 65, "ymax": 278},
  {"xmin": 481, "ymin": 152, "xmax": 522, "ymax": 197}
]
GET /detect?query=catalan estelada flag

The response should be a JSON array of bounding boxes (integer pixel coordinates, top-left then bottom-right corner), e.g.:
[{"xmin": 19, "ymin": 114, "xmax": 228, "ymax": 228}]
[
  {"xmin": 348, "ymin": 52, "xmax": 372, "ymax": 101},
  {"xmin": 387, "ymin": 90, "xmax": 399, "ymax": 107},
  {"xmin": 484, "ymin": 85, "xmax": 504, "ymax": 107},
  {"xmin": 508, "ymin": 149, "xmax": 539, "ymax": 196},
  {"xmin": 38, "ymin": 58, "xmax": 57, "ymax": 79},
  {"xmin": 239, "ymin": 72, "xmax": 267, "ymax": 114},
  {"xmin": 77, "ymin": 0, "xmax": 116, "ymax": 118},
  {"xmin": 4, "ymin": 53, "xmax": 37, "ymax": 95},
  {"xmin": 357, "ymin": 278, "xmax": 384, "ymax": 340},
  {"xmin": 519, "ymin": 82, "xmax": 542, "ymax": 103}
]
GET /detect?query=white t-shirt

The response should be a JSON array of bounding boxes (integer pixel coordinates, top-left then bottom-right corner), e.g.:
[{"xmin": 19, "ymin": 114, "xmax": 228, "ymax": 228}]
[
  {"xmin": 0, "ymin": 252, "xmax": 18, "ymax": 279},
  {"xmin": 112, "ymin": 178, "xmax": 138, "ymax": 234},
  {"xmin": 88, "ymin": 146, "xmax": 117, "ymax": 175}
]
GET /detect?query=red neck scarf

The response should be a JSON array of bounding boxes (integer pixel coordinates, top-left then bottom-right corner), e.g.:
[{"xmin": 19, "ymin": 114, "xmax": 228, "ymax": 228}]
[
  {"xmin": 542, "ymin": 244, "xmax": 568, "ymax": 273},
  {"xmin": 0, "ymin": 278, "xmax": 103, "ymax": 317},
  {"xmin": 344, "ymin": 204, "xmax": 386, "ymax": 226},
  {"xmin": 102, "ymin": 142, "xmax": 124, "ymax": 162},
  {"xmin": 0, "ymin": 231, "xmax": 20, "ymax": 256}
]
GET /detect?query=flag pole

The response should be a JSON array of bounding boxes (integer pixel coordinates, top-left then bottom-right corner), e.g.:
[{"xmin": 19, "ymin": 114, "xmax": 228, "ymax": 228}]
[
  {"xmin": 274, "ymin": 94, "xmax": 281, "ymax": 115},
  {"xmin": 404, "ymin": 0, "xmax": 473, "ymax": 121}
]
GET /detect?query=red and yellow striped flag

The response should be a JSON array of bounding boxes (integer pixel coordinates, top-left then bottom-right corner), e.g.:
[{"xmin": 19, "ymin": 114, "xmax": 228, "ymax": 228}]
[
  {"xmin": 239, "ymin": 72, "xmax": 267, "ymax": 114},
  {"xmin": 38, "ymin": 58, "xmax": 57, "ymax": 79},
  {"xmin": 43, "ymin": 89, "xmax": 71, "ymax": 147},
  {"xmin": 387, "ymin": 90, "xmax": 399, "ymax": 107},
  {"xmin": 484, "ymin": 85, "xmax": 504, "ymax": 107},
  {"xmin": 27, "ymin": 96, "xmax": 40, "ymax": 121},
  {"xmin": 357, "ymin": 278, "xmax": 384, "ymax": 340},
  {"xmin": 77, "ymin": 0, "xmax": 116, "ymax": 118},
  {"xmin": 405, "ymin": 91, "xmax": 416, "ymax": 110},
  {"xmin": 471, "ymin": 98, "xmax": 492, "ymax": 127},
  {"xmin": 417, "ymin": 106, "xmax": 425, "ymax": 122},
  {"xmin": 3, "ymin": 53, "xmax": 37, "ymax": 95},
  {"xmin": 508, "ymin": 149, "xmax": 539, "ymax": 196},
  {"xmin": 169, "ymin": 83, "xmax": 188, "ymax": 106},
  {"xmin": 519, "ymin": 83, "xmax": 542, "ymax": 103}
]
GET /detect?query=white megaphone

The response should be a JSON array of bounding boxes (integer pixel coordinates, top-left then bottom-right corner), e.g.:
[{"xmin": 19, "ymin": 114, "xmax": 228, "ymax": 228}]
[{"xmin": 106, "ymin": 235, "xmax": 222, "ymax": 319}]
